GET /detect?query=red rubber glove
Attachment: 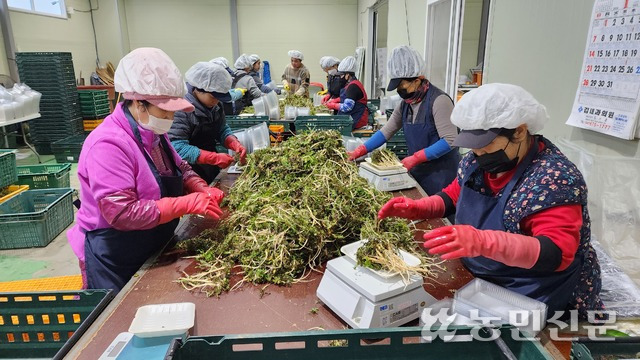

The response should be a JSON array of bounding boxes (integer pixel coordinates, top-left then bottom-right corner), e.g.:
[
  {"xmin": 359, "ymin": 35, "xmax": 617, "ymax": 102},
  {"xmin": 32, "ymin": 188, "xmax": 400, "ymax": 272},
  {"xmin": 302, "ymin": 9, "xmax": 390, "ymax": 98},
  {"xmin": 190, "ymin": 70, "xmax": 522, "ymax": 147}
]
[
  {"xmin": 347, "ymin": 145, "xmax": 368, "ymax": 161},
  {"xmin": 423, "ymin": 224, "xmax": 541, "ymax": 269},
  {"xmin": 378, "ymin": 196, "xmax": 445, "ymax": 220},
  {"xmin": 224, "ymin": 136, "xmax": 247, "ymax": 165},
  {"xmin": 326, "ymin": 101, "xmax": 340, "ymax": 111},
  {"xmin": 401, "ymin": 150, "xmax": 427, "ymax": 171},
  {"xmin": 321, "ymin": 94, "xmax": 331, "ymax": 104},
  {"xmin": 198, "ymin": 150, "xmax": 234, "ymax": 168},
  {"xmin": 183, "ymin": 175, "xmax": 225, "ymax": 203},
  {"xmin": 156, "ymin": 192, "xmax": 223, "ymax": 224}
]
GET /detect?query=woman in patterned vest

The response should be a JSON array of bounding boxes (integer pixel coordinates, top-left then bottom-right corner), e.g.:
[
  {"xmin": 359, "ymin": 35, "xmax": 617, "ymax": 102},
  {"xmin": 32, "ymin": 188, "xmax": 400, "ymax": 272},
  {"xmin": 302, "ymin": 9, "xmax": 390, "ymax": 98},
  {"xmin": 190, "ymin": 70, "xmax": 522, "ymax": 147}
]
[{"xmin": 379, "ymin": 83, "xmax": 603, "ymax": 320}]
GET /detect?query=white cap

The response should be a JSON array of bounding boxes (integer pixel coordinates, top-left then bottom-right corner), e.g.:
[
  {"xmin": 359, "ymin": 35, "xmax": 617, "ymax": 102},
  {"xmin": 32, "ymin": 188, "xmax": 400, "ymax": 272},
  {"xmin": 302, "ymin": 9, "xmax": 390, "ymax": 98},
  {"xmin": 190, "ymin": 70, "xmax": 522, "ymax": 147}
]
[
  {"xmin": 210, "ymin": 57, "xmax": 230, "ymax": 68},
  {"xmin": 248, "ymin": 54, "xmax": 260, "ymax": 64},
  {"xmin": 319, "ymin": 56, "xmax": 340, "ymax": 70},
  {"xmin": 185, "ymin": 62, "xmax": 232, "ymax": 94},
  {"xmin": 338, "ymin": 56, "xmax": 357, "ymax": 73},
  {"xmin": 386, "ymin": 45, "xmax": 426, "ymax": 90},
  {"xmin": 288, "ymin": 50, "xmax": 304, "ymax": 60},
  {"xmin": 114, "ymin": 47, "xmax": 193, "ymax": 112},
  {"xmin": 234, "ymin": 54, "xmax": 252, "ymax": 70},
  {"xmin": 451, "ymin": 83, "xmax": 549, "ymax": 148}
]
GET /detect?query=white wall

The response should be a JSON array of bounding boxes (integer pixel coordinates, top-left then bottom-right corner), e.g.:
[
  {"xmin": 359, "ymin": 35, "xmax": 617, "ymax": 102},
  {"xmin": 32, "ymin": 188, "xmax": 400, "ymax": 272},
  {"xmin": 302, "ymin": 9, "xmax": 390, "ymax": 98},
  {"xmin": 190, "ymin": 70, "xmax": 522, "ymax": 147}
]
[
  {"xmin": 124, "ymin": 0, "xmax": 233, "ymax": 74},
  {"xmin": 237, "ymin": 0, "xmax": 357, "ymax": 85},
  {"xmin": 9, "ymin": 0, "xmax": 112, "ymax": 82}
]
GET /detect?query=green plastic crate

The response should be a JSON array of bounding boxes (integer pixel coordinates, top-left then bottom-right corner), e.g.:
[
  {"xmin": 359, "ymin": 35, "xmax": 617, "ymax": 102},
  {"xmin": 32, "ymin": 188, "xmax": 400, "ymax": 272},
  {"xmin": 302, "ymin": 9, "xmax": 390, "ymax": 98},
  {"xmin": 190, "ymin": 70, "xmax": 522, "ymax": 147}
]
[
  {"xmin": 0, "ymin": 188, "xmax": 74, "ymax": 249},
  {"xmin": 571, "ymin": 338, "xmax": 640, "ymax": 360},
  {"xmin": 16, "ymin": 164, "xmax": 71, "ymax": 189},
  {"xmin": 225, "ymin": 116, "xmax": 270, "ymax": 130},
  {"xmin": 0, "ymin": 290, "xmax": 114, "ymax": 360},
  {"xmin": 166, "ymin": 326, "xmax": 553, "ymax": 360},
  {"xmin": 0, "ymin": 150, "xmax": 18, "ymax": 189},
  {"xmin": 294, "ymin": 115, "xmax": 353, "ymax": 136},
  {"xmin": 51, "ymin": 135, "xmax": 87, "ymax": 163}
]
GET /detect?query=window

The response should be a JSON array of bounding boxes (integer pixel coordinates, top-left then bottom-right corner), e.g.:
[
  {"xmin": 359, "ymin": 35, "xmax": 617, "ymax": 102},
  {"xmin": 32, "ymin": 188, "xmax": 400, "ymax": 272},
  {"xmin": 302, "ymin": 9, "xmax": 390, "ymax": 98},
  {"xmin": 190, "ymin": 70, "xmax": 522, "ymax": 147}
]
[{"xmin": 8, "ymin": 0, "xmax": 67, "ymax": 19}]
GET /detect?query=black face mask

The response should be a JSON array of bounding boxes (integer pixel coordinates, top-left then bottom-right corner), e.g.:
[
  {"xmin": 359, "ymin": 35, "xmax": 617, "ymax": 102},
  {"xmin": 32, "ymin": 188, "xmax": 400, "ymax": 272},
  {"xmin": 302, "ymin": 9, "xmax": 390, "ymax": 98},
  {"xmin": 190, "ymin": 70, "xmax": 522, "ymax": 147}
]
[
  {"xmin": 475, "ymin": 141, "xmax": 521, "ymax": 174},
  {"xmin": 397, "ymin": 87, "xmax": 415, "ymax": 99}
]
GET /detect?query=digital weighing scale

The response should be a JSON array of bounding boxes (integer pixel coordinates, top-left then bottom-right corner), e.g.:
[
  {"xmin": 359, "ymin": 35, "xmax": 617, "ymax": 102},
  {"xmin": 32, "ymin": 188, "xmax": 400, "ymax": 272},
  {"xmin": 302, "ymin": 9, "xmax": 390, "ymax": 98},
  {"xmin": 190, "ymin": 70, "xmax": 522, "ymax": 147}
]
[
  {"xmin": 358, "ymin": 158, "xmax": 417, "ymax": 192},
  {"xmin": 317, "ymin": 241, "xmax": 436, "ymax": 329},
  {"xmin": 99, "ymin": 302, "xmax": 195, "ymax": 360}
]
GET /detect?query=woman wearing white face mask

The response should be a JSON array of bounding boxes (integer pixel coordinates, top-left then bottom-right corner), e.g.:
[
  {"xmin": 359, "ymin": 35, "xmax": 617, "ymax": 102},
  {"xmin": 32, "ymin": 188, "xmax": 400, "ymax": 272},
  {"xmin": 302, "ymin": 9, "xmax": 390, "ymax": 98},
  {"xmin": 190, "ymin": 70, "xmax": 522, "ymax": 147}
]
[{"xmin": 66, "ymin": 48, "xmax": 224, "ymax": 293}]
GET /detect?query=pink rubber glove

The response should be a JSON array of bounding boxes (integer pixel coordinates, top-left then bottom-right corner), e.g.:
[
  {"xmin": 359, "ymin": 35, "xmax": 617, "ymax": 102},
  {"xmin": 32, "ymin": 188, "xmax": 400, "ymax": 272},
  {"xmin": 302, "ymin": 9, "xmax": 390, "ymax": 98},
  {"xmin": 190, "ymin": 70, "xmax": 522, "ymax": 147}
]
[
  {"xmin": 197, "ymin": 150, "xmax": 234, "ymax": 168},
  {"xmin": 347, "ymin": 145, "xmax": 368, "ymax": 161},
  {"xmin": 321, "ymin": 94, "xmax": 331, "ymax": 104},
  {"xmin": 183, "ymin": 175, "xmax": 225, "ymax": 203},
  {"xmin": 401, "ymin": 150, "xmax": 427, "ymax": 171},
  {"xmin": 423, "ymin": 224, "xmax": 541, "ymax": 269},
  {"xmin": 225, "ymin": 136, "xmax": 247, "ymax": 165},
  {"xmin": 156, "ymin": 192, "xmax": 223, "ymax": 224},
  {"xmin": 378, "ymin": 196, "xmax": 445, "ymax": 220}
]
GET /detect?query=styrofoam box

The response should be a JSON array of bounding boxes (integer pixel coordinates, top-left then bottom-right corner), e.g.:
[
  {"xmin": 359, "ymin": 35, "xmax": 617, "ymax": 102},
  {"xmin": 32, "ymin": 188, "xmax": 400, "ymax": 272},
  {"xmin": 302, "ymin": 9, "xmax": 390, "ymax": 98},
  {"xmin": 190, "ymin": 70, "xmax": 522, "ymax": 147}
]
[
  {"xmin": 128, "ymin": 302, "xmax": 195, "ymax": 338},
  {"xmin": 453, "ymin": 278, "xmax": 547, "ymax": 334}
]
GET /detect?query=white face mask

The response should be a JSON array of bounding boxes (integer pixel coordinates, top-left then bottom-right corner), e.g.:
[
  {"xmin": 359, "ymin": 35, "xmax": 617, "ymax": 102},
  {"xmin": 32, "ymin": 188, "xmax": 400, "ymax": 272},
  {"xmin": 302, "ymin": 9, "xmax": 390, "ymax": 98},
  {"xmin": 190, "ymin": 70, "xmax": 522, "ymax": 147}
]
[
  {"xmin": 328, "ymin": 68, "xmax": 338, "ymax": 75},
  {"xmin": 137, "ymin": 106, "xmax": 173, "ymax": 135}
]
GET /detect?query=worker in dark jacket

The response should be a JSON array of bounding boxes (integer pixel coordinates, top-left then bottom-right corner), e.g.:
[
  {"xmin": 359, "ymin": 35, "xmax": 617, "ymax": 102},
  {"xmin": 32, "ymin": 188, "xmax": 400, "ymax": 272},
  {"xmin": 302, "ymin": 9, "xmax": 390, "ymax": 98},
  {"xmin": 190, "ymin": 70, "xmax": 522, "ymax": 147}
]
[
  {"xmin": 318, "ymin": 56, "xmax": 341, "ymax": 102},
  {"xmin": 169, "ymin": 62, "xmax": 247, "ymax": 183},
  {"xmin": 248, "ymin": 54, "xmax": 280, "ymax": 94},
  {"xmin": 324, "ymin": 56, "xmax": 369, "ymax": 130}
]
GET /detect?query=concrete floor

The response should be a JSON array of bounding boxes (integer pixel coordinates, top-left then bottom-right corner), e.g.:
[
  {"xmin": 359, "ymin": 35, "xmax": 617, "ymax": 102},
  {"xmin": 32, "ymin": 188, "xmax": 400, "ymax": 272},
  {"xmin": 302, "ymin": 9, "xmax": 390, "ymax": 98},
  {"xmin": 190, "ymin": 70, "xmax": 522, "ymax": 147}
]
[{"xmin": 0, "ymin": 147, "xmax": 81, "ymax": 282}]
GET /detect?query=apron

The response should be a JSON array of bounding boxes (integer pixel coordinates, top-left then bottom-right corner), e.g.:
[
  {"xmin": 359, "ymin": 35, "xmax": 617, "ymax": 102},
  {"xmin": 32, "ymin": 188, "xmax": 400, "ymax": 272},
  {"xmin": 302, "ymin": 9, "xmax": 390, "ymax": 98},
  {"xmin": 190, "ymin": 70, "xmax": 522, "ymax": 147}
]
[
  {"xmin": 189, "ymin": 105, "xmax": 225, "ymax": 184},
  {"xmin": 457, "ymin": 138, "xmax": 582, "ymax": 316},
  {"xmin": 338, "ymin": 80, "xmax": 368, "ymax": 130},
  {"xmin": 401, "ymin": 85, "xmax": 460, "ymax": 197},
  {"xmin": 85, "ymin": 108, "xmax": 183, "ymax": 292}
]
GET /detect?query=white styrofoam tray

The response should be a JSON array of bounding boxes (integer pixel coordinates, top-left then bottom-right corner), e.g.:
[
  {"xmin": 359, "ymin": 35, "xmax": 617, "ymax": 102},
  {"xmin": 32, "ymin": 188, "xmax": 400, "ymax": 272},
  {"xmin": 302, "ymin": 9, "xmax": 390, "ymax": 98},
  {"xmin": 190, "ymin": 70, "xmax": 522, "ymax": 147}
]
[
  {"xmin": 364, "ymin": 157, "xmax": 405, "ymax": 171},
  {"xmin": 340, "ymin": 240, "xmax": 421, "ymax": 279},
  {"xmin": 128, "ymin": 302, "xmax": 195, "ymax": 338}
]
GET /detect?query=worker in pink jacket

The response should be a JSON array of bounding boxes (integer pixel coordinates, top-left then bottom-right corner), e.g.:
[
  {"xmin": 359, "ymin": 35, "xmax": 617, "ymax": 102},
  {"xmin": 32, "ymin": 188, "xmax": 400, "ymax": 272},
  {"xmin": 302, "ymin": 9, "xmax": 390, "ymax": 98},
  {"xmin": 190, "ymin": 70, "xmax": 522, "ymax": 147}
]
[{"xmin": 67, "ymin": 48, "xmax": 224, "ymax": 292}]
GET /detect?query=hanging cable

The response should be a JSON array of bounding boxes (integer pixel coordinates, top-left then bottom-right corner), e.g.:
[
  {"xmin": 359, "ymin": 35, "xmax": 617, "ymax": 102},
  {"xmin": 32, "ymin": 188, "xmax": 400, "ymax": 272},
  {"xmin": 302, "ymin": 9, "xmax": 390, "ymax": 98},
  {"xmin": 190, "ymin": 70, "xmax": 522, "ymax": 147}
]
[
  {"xmin": 404, "ymin": 0, "xmax": 411, "ymax": 45},
  {"xmin": 88, "ymin": 0, "xmax": 100, "ymax": 67}
]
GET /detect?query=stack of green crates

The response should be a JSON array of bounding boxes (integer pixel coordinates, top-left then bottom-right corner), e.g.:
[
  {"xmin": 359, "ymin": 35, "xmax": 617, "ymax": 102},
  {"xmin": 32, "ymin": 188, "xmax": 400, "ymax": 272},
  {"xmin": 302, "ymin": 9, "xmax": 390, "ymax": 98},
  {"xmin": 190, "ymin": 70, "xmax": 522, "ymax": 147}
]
[
  {"xmin": 78, "ymin": 89, "xmax": 110, "ymax": 119},
  {"xmin": 294, "ymin": 115, "xmax": 353, "ymax": 136},
  {"xmin": 225, "ymin": 116, "xmax": 269, "ymax": 131},
  {"xmin": 0, "ymin": 149, "xmax": 17, "ymax": 189},
  {"xmin": 16, "ymin": 52, "xmax": 84, "ymax": 155},
  {"xmin": 51, "ymin": 135, "xmax": 87, "ymax": 163},
  {"xmin": 386, "ymin": 130, "xmax": 408, "ymax": 159}
]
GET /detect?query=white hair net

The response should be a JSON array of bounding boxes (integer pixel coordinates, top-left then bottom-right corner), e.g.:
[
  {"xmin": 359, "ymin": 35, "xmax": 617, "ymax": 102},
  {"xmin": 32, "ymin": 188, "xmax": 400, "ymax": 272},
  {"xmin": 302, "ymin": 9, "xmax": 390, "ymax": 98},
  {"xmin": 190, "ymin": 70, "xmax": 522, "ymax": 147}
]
[
  {"xmin": 387, "ymin": 45, "xmax": 426, "ymax": 79},
  {"xmin": 234, "ymin": 54, "xmax": 252, "ymax": 70},
  {"xmin": 248, "ymin": 54, "xmax": 260, "ymax": 64},
  {"xmin": 115, "ymin": 47, "xmax": 187, "ymax": 99},
  {"xmin": 288, "ymin": 50, "xmax": 304, "ymax": 60},
  {"xmin": 338, "ymin": 56, "xmax": 357, "ymax": 73},
  {"xmin": 185, "ymin": 62, "xmax": 232, "ymax": 93},
  {"xmin": 210, "ymin": 57, "xmax": 230, "ymax": 68},
  {"xmin": 451, "ymin": 83, "xmax": 548, "ymax": 133},
  {"xmin": 319, "ymin": 56, "xmax": 340, "ymax": 70}
]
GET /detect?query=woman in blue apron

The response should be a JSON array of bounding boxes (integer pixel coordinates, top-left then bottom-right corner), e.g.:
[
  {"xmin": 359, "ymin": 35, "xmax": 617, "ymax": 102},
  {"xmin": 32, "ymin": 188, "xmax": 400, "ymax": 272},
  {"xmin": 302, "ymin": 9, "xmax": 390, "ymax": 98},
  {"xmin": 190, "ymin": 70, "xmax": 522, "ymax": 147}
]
[
  {"xmin": 378, "ymin": 84, "xmax": 603, "ymax": 320},
  {"xmin": 68, "ymin": 48, "xmax": 224, "ymax": 292},
  {"xmin": 348, "ymin": 46, "xmax": 460, "ymax": 201}
]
